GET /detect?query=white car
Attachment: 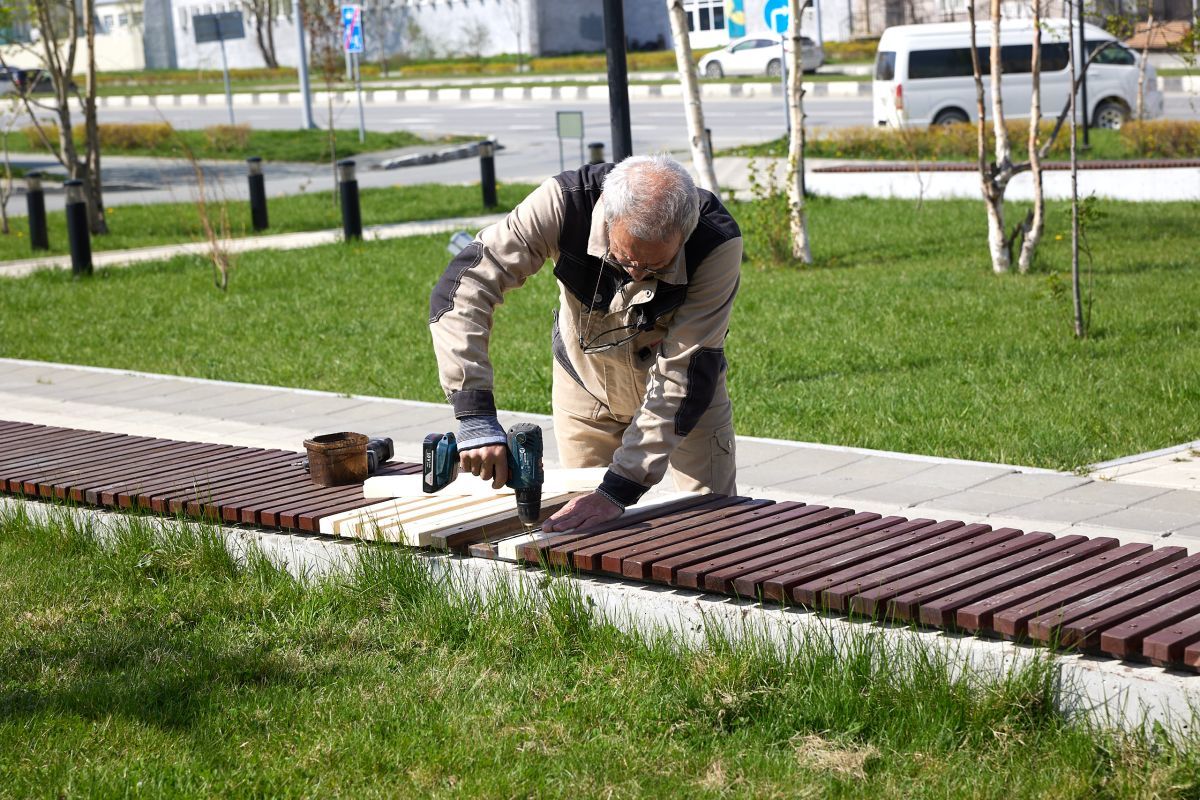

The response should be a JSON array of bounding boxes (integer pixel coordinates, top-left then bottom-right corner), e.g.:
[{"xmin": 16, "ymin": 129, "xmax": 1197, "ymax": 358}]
[{"xmin": 699, "ymin": 35, "xmax": 825, "ymax": 78}]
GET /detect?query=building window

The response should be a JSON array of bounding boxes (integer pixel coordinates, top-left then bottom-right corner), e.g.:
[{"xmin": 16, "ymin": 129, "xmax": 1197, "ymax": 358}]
[
  {"xmin": 102, "ymin": 14, "xmax": 114, "ymax": 30},
  {"xmin": 118, "ymin": 12, "xmax": 128, "ymax": 26},
  {"xmin": 684, "ymin": 0, "xmax": 726, "ymax": 33}
]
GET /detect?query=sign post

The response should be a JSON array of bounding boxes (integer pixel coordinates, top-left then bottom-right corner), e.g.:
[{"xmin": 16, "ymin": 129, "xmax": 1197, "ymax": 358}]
[
  {"xmin": 555, "ymin": 110, "xmax": 584, "ymax": 171},
  {"xmin": 342, "ymin": 4, "xmax": 367, "ymax": 144},
  {"xmin": 764, "ymin": 0, "xmax": 790, "ymax": 135},
  {"xmin": 193, "ymin": 11, "xmax": 246, "ymax": 125}
]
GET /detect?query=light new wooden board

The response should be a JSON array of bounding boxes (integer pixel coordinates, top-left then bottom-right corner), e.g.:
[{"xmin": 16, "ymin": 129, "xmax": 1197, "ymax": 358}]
[
  {"xmin": 363, "ymin": 467, "xmax": 607, "ymax": 499},
  {"xmin": 318, "ymin": 490, "xmax": 582, "ymax": 548}
]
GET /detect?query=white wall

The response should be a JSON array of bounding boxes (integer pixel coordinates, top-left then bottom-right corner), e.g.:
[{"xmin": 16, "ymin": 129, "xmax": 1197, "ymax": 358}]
[{"xmin": 0, "ymin": 29, "xmax": 146, "ymax": 72}]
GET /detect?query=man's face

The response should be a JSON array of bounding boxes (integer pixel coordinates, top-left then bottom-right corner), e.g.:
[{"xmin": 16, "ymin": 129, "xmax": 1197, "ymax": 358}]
[{"xmin": 607, "ymin": 219, "xmax": 683, "ymax": 282}]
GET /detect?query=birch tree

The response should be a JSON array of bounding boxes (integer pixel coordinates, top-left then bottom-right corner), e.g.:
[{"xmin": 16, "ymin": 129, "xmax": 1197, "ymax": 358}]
[
  {"xmin": 785, "ymin": 0, "xmax": 811, "ymax": 263},
  {"xmin": 16, "ymin": 0, "xmax": 107, "ymax": 234},
  {"xmin": 666, "ymin": 0, "xmax": 719, "ymax": 193},
  {"xmin": 969, "ymin": 0, "xmax": 1013, "ymax": 273},
  {"xmin": 1017, "ymin": 0, "xmax": 1045, "ymax": 273}
]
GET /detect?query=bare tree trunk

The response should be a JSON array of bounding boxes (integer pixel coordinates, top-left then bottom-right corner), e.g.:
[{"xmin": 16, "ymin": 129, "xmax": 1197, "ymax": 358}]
[
  {"xmin": 1069, "ymin": 0, "xmax": 1085, "ymax": 338},
  {"xmin": 969, "ymin": 0, "xmax": 1012, "ymax": 274},
  {"xmin": 786, "ymin": 0, "xmax": 812, "ymax": 263},
  {"xmin": 1137, "ymin": 12, "xmax": 1153, "ymax": 119},
  {"xmin": 83, "ymin": 0, "xmax": 107, "ymax": 235},
  {"xmin": 666, "ymin": 0, "xmax": 719, "ymax": 193},
  {"xmin": 1018, "ymin": 0, "xmax": 1045, "ymax": 273}
]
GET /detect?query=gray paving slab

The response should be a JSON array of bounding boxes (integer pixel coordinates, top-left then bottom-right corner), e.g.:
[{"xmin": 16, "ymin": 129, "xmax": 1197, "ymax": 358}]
[
  {"xmin": 1051, "ymin": 481, "xmax": 1173, "ymax": 508},
  {"xmin": 769, "ymin": 473, "xmax": 887, "ymax": 502},
  {"xmin": 732, "ymin": 440, "xmax": 797, "ymax": 470},
  {"xmin": 898, "ymin": 462, "xmax": 1016, "ymax": 491},
  {"xmin": 999, "ymin": 498, "xmax": 1124, "ymax": 524},
  {"xmin": 820, "ymin": 457, "xmax": 939, "ymax": 484},
  {"xmin": 924, "ymin": 490, "xmax": 1028, "ymax": 516},
  {"xmin": 1172, "ymin": 523, "xmax": 1200, "ymax": 541},
  {"xmin": 1133, "ymin": 490, "xmax": 1200, "ymax": 517},
  {"xmin": 742, "ymin": 447, "xmax": 869, "ymax": 481},
  {"xmin": 971, "ymin": 471, "xmax": 1092, "ymax": 499},
  {"xmin": 833, "ymin": 482, "xmax": 954, "ymax": 508},
  {"xmin": 1085, "ymin": 507, "xmax": 1200, "ymax": 534}
]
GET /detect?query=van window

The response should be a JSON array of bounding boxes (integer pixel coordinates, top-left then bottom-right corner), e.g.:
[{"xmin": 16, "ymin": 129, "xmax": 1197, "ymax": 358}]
[
  {"xmin": 1041, "ymin": 42, "xmax": 1069, "ymax": 72},
  {"xmin": 875, "ymin": 50, "xmax": 895, "ymax": 80},
  {"xmin": 1087, "ymin": 40, "xmax": 1135, "ymax": 65},
  {"xmin": 908, "ymin": 47, "xmax": 984, "ymax": 79}
]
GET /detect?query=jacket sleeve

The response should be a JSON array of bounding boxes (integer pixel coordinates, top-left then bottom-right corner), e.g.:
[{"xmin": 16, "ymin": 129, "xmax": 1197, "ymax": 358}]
[
  {"xmin": 429, "ymin": 178, "xmax": 564, "ymax": 418},
  {"xmin": 599, "ymin": 235, "xmax": 744, "ymax": 506}
]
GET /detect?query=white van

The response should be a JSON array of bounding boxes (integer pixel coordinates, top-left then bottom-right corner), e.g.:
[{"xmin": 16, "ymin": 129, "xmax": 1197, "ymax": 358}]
[{"xmin": 873, "ymin": 20, "xmax": 1163, "ymax": 129}]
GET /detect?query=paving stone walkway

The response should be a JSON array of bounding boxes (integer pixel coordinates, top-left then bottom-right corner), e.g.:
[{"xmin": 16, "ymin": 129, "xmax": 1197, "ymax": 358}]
[{"xmin": 1, "ymin": 358, "xmax": 1196, "ymax": 547}]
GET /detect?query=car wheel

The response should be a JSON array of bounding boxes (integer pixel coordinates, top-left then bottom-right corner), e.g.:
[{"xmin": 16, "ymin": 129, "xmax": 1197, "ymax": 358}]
[
  {"xmin": 705, "ymin": 61, "xmax": 724, "ymax": 79},
  {"xmin": 1092, "ymin": 100, "xmax": 1128, "ymax": 130},
  {"xmin": 933, "ymin": 108, "xmax": 970, "ymax": 126},
  {"xmin": 766, "ymin": 59, "xmax": 782, "ymax": 78}
]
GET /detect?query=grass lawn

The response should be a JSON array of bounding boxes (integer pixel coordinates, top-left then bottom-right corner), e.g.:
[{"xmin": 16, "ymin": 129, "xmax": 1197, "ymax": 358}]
[
  {"xmin": 0, "ymin": 196, "xmax": 1196, "ymax": 470},
  {"xmin": 1, "ymin": 506, "xmax": 1196, "ymax": 797},
  {"xmin": 0, "ymin": 182, "xmax": 537, "ymax": 262},
  {"xmin": 8, "ymin": 128, "xmax": 474, "ymax": 163},
  {"xmin": 725, "ymin": 123, "xmax": 1200, "ymax": 162}
]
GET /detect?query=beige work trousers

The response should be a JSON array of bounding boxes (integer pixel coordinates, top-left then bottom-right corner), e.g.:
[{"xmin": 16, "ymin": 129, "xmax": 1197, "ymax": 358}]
[{"xmin": 551, "ymin": 359, "xmax": 737, "ymax": 496}]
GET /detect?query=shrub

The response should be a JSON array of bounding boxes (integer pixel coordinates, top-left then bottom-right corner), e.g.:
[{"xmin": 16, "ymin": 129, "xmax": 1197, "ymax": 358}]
[
  {"xmin": 97, "ymin": 122, "xmax": 174, "ymax": 150},
  {"xmin": 1119, "ymin": 120, "xmax": 1200, "ymax": 159},
  {"xmin": 203, "ymin": 124, "xmax": 252, "ymax": 153},
  {"xmin": 824, "ymin": 38, "xmax": 880, "ymax": 62}
]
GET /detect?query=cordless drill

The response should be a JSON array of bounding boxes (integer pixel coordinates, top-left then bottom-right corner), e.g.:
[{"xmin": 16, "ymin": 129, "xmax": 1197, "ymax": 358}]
[{"xmin": 422, "ymin": 423, "xmax": 544, "ymax": 525}]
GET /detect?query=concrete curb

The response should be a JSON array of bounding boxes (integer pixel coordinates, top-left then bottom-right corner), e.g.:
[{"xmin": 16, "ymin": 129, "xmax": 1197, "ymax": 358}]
[
  {"xmin": 2, "ymin": 493, "xmax": 1197, "ymax": 742},
  {"xmin": 376, "ymin": 140, "xmax": 505, "ymax": 170},
  {"xmin": 86, "ymin": 74, "xmax": 1199, "ymax": 109}
]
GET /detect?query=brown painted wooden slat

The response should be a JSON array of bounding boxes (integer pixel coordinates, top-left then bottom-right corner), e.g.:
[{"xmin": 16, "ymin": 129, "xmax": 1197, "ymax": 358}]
[
  {"xmin": 513, "ymin": 495, "xmax": 730, "ymax": 564},
  {"xmin": 784, "ymin": 521, "xmax": 985, "ymax": 608},
  {"xmin": 703, "ymin": 509, "xmax": 888, "ymax": 596},
  {"xmin": 955, "ymin": 542, "xmax": 1153, "ymax": 633},
  {"xmin": 231, "ymin": 479, "xmax": 367, "ymax": 525},
  {"xmin": 1, "ymin": 435, "xmax": 150, "ymax": 492},
  {"xmin": 148, "ymin": 453, "xmax": 302, "ymax": 512},
  {"xmin": 1100, "ymin": 593, "xmax": 1200, "ymax": 661},
  {"xmin": 1049, "ymin": 566, "xmax": 1200, "ymax": 651},
  {"xmin": 919, "ymin": 537, "xmax": 1120, "ymax": 629},
  {"xmin": 612, "ymin": 501, "xmax": 812, "ymax": 580},
  {"xmin": 294, "ymin": 495, "xmax": 386, "ymax": 531},
  {"xmin": 1141, "ymin": 615, "xmax": 1200, "ymax": 666},
  {"xmin": 106, "ymin": 450, "xmax": 289, "ymax": 508},
  {"xmin": 562, "ymin": 498, "xmax": 766, "ymax": 571},
  {"xmin": 720, "ymin": 514, "xmax": 909, "ymax": 601},
  {"xmin": 45, "ymin": 442, "xmax": 231, "ymax": 502},
  {"xmin": 1184, "ymin": 640, "xmax": 1200, "ymax": 670},
  {"xmin": 749, "ymin": 518, "xmax": 936, "ymax": 603},
  {"xmin": 202, "ymin": 473, "xmax": 329, "ymax": 521},
  {"xmin": 428, "ymin": 497, "xmax": 576, "ymax": 552},
  {"xmin": 92, "ymin": 448, "xmax": 281, "ymax": 508},
  {"xmin": 818, "ymin": 524, "xmax": 999, "ymax": 613},
  {"xmin": 991, "ymin": 546, "xmax": 1187, "ymax": 639},
  {"xmin": 848, "ymin": 531, "xmax": 1043, "ymax": 618},
  {"xmin": 22, "ymin": 439, "xmax": 209, "ymax": 499},
  {"xmin": 0, "ymin": 430, "xmax": 134, "ymax": 467},
  {"xmin": 578, "ymin": 499, "xmax": 777, "ymax": 572},
  {"xmin": 1027, "ymin": 553, "xmax": 1200, "ymax": 644},
  {"xmin": 668, "ymin": 506, "xmax": 861, "ymax": 590},
  {"xmin": 899, "ymin": 535, "xmax": 1091, "ymax": 625}
]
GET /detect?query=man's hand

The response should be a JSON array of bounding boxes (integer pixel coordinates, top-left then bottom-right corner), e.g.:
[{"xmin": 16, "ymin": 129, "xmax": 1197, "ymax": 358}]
[
  {"xmin": 542, "ymin": 491, "xmax": 623, "ymax": 533},
  {"xmin": 460, "ymin": 444, "xmax": 509, "ymax": 489}
]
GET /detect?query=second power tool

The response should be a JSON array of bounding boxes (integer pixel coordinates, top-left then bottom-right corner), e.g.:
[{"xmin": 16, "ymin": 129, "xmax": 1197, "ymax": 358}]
[{"xmin": 422, "ymin": 422, "xmax": 544, "ymax": 525}]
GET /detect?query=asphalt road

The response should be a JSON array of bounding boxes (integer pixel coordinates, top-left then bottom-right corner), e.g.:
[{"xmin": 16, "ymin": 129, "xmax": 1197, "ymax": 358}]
[{"xmin": 10, "ymin": 91, "xmax": 1198, "ymax": 212}]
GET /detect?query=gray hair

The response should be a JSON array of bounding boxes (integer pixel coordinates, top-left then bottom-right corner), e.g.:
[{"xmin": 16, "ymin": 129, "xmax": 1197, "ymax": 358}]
[{"xmin": 602, "ymin": 154, "xmax": 700, "ymax": 243}]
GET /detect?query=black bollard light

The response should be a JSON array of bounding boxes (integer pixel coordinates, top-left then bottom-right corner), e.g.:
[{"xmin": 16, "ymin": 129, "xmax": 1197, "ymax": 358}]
[
  {"xmin": 478, "ymin": 139, "xmax": 497, "ymax": 209},
  {"xmin": 337, "ymin": 159, "xmax": 362, "ymax": 241},
  {"xmin": 63, "ymin": 179, "xmax": 92, "ymax": 277},
  {"xmin": 587, "ymin": 141, "xmax": 606, "ymax": 165},
  {"xmin": 25, "ymin": 171, "xmax": 49, "ymax": 251},
  {"xmin": 247, "ymin": 156, "xmax": 269, "ymax": 232}
]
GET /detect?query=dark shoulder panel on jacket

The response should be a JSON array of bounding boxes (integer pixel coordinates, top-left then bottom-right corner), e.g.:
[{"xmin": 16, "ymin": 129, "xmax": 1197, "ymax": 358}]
[{"xmin": 684, "ymin": 189, "xmax": 741, "ymax": 274}]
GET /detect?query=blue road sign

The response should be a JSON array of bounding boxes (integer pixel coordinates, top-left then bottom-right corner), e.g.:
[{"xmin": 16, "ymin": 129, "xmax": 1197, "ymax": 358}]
[
  {"xmin": 342, "ymin": 4, "xmax": 364, "ymax": 54},
  {"xmin": 763, "ymin": 0, "xmax": 789, "ymax": 34}
]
